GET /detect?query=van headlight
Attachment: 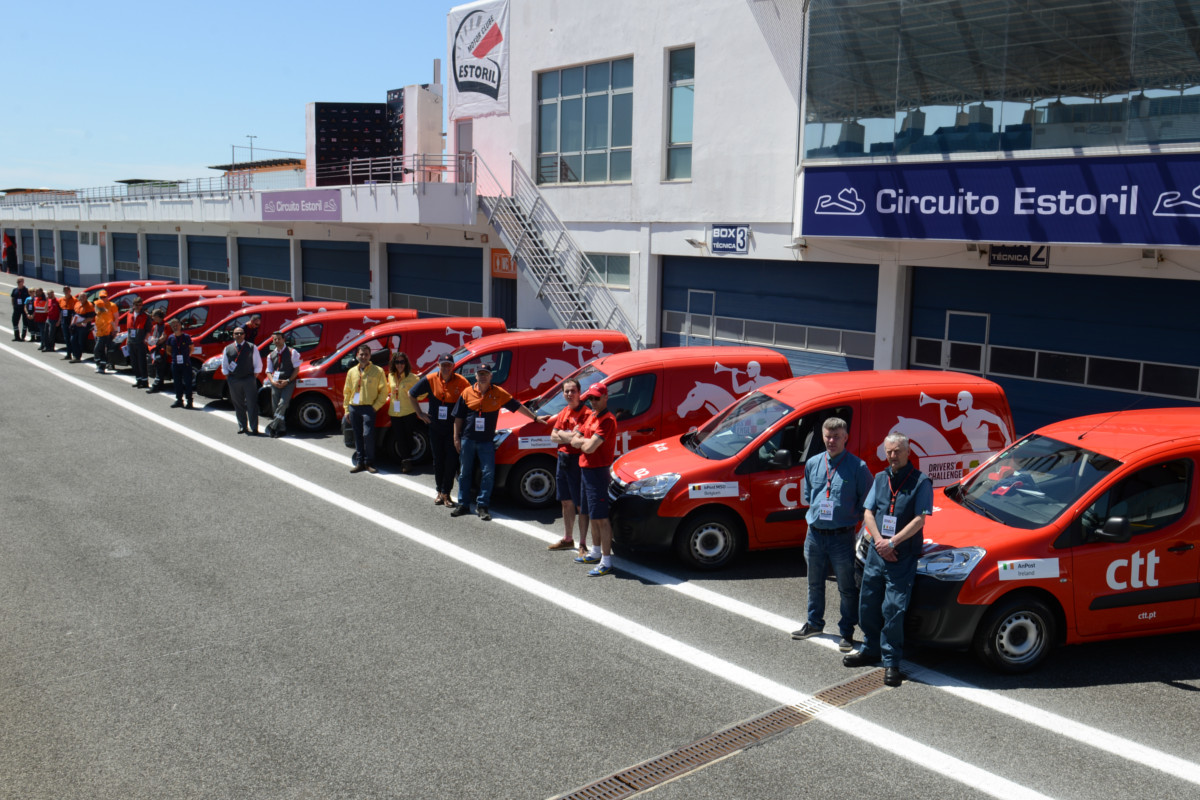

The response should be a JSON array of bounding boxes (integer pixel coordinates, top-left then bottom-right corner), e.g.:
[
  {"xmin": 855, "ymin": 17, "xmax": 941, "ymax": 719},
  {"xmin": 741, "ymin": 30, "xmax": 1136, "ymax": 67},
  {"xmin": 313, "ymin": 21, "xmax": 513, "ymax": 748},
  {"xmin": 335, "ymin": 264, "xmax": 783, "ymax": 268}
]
[
  {"xmin": 624, "ymin": 473, "xmax": 680, "ymax": 500},
  {"xmin": 916, "ymin": 547, "xmax": 986, "ymax": 581},
  {"xmin": 493, "ymin": 428, "xmax": 512, "ymax": 447},
  {"xmin": 203, "ymin": 356, "xmax": 222, "ymax": 371}
]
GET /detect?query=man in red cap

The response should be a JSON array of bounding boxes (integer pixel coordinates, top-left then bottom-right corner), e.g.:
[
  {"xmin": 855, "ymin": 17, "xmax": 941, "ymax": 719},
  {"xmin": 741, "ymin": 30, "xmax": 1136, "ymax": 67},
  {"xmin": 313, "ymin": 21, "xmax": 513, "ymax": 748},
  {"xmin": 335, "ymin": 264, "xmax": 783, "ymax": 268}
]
[{"xmin": 570, "ymin": 382, "xmax": 619, "ymax": 576}]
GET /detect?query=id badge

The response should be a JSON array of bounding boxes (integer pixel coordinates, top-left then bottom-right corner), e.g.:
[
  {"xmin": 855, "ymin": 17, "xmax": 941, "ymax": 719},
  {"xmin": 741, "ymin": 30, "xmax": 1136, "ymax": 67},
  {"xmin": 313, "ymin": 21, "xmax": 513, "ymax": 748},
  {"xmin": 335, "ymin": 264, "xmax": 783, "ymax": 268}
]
[
  {"xmin": 392, "ymin": 400, "xmax": 401, "ymax": 414},
  {"xmin": 352, "ymin": 392, "xmax": 361, "ymax": 405},
  {"xmin": 881, "ymin": 514, "xmax": 898, "ymax": 537},
  {"xmin": 818, "ymin": 499, "xmax": 835, "ymax": 521},
  {"xmin": 438, "ymin": 406, "xmax": 448, "ymax": 421},
  {"xmin": 474, "ymin": 416, "xmax": 486, "ymax": 432},
  {"xmin": 175, "ymin": 355, "xmax": 184, "ymax": 365},
  {"xmin": 273, "ymin": 371, "xmax": 283, "ymax": 381}
]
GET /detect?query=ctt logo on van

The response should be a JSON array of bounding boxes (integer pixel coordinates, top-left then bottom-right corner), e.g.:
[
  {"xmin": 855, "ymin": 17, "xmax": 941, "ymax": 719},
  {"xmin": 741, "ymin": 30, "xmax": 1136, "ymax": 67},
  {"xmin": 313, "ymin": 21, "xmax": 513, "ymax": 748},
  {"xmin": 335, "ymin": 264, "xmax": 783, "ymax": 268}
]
[{"xmin": 453, "ymin": 7, "xmax": 504, "ymax": 100}]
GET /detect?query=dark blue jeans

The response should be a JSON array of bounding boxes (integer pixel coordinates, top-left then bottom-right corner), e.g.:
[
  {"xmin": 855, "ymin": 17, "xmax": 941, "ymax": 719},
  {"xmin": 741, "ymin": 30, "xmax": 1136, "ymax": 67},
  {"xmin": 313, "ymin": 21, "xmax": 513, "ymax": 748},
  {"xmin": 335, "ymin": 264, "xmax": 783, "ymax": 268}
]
[
  {"xmin": 857, "ymin": 544, "xmax": 919, "ymax": 668},
  {"xmin": 457, "ymin": 438, "xmax": 495, "ymax": 509},
  {"xmin": 348, "ymin": 405, "xmax": 376, "ymax": 467},
  {"xmin": 804, "ymin": 528, "xmax": 860, "ymax": 639},
  {"xmin": 171, "ymin": 361, "xmax": 193, "ymax": 401}
]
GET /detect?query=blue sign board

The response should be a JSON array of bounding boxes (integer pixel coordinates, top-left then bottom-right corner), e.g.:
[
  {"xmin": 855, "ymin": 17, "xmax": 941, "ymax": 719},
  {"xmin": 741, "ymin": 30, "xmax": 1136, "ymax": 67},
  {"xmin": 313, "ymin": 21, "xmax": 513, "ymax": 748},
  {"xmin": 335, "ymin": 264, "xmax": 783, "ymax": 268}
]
[
  {"xmin": 711, "ymin": 224, "xmax": 750, "ymax": 254},
  {"xmin": 801, "ymin": 154, "xmax": 1200, "ymax": 246}
]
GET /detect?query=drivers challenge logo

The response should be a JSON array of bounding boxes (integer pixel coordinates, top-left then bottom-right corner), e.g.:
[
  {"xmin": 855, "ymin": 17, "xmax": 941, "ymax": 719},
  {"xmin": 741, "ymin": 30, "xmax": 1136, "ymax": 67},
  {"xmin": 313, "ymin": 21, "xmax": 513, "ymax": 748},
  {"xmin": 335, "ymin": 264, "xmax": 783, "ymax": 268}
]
[{"xmin": 453, "ymin": 8, "xmax": 504, "ymax": 100}]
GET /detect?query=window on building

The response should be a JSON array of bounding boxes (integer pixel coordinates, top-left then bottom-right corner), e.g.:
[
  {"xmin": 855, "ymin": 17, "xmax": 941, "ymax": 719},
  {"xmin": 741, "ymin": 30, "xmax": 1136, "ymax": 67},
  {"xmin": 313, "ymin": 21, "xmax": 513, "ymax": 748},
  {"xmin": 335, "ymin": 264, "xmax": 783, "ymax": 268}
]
[
  {"xmin": 667, "ymin": 47, "xmax": 694, "ymax": 180},
  {"xmin": 537, "ymin": 58, "xmax": 633, "ymax": 185},
  {"xmin": 584, "ymin": 253, "xmax": 631, "ymax": 288}
]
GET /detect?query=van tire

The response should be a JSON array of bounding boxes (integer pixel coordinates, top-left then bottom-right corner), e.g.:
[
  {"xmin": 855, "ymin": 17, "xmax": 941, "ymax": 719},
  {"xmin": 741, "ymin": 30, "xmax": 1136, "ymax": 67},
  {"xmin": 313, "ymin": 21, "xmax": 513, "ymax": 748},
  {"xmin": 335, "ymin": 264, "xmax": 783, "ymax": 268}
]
[
  {"xmin": 972, "ymin": 594, "xmax": 1057, "ymax": 673},
  {"xmin": 387, "ymin": 425, "xmax": 430, "ymax": 464},
  {"xmin": 290, "ymin": 394, "xmax": 334, "ymax": 432},
  {"xmin": 674, "ymin": 509, "xmax": 743, "ymax": 571},
  {"xmin": 509, "ymin": 456, "xmax": 557, "ymax": 509}
]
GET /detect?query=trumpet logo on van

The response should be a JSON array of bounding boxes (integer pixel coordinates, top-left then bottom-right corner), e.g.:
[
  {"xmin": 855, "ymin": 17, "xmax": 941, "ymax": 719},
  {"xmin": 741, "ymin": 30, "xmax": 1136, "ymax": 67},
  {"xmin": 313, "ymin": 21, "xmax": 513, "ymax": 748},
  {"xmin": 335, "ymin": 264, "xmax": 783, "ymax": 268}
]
[
  {"xmin": 998, "ymin": 558, "xmax": 1059, "ymax": 581},
  {"xmin": 688, "ymin": 481, "xmax": 739, "ymax": 499}
]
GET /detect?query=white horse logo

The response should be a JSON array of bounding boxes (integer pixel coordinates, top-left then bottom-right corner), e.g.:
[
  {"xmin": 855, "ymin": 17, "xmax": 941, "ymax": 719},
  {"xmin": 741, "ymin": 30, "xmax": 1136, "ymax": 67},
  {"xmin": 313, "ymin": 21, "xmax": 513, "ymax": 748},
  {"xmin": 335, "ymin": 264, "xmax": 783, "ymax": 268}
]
[
  {"xmin": 335, "ymin": 328, "xmax": 363, "ymax": 351},
  {"xmin": 531, "ymin": 357, "xmax": 577, "ymax": 388},
  {"xmin": 677, "ymin": 382, "xmax": 736, "ymax": 418},
  {"xmin": 877, "ymin": 416, "xmax": 955, "ymax": 460}
]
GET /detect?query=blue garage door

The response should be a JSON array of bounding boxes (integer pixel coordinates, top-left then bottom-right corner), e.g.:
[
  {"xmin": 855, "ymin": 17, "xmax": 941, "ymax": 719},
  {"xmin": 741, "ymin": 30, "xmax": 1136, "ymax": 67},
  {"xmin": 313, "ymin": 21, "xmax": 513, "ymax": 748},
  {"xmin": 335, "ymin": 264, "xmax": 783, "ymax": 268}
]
[
  {"xmin": 301, "ymin": 240, "xmax": 370, "ymax": 307},
  {"xmin": 113, "ymin": 233, "xmax": 139, "ymax": 280},
  {"xmin": 20, "ymin": 230, "xmax": 34, "ymax": 277},
  {"xmin": 187, "ymin": 235, "xmax": 229, "ymax": 288},
  {"xmin": 60, "ymin": 231, "xmax": 79, "ymax": 285},
  {"xmin": 910, "ymin": 267, "xmax": 1200, "ymax": 434},
  {"xmin": 38, "ymin": 230, "xmax": 55, "ymax": 281},
  {"xmin": 386, "ymin": 243, "xmax": 483, "ymax": 317},
  {"xmin": 146, "ymin": 234, "xmax": 179, "ymax": 281},
  {"xmin": 661, "ymin": 256, "xmax": 878, "ymax": 376},
  {"xmin": 237, "ymin": 237, "xmax": 291, "ymax": 296}
]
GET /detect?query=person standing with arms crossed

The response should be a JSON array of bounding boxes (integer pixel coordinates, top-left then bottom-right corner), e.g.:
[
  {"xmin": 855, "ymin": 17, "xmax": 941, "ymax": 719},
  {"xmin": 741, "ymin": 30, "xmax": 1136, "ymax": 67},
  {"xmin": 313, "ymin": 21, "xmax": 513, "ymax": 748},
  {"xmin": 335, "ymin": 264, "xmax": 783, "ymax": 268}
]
[
  {"xmin": 222, "ymin": 326, "xmax": 264, "ymax": 435},
  {"xmin": 450, "ymin": 365, "xmax": 538, "ymax": 521},
  {"xmin": 545, "ymin": 378, "xmax": 591, "ymax": 554},
  {"xmin": 264, "ymin": 331, "xmax": 302, "ymax": 438},
  {"xmin": 790, "ymin": 417, "xmax": 871, "ymax": 652},
  {"xmin": 411, "ymin": 353, "xmax": 470, "ymax": 507},
  {"xmin": 569, "ymin": 383, "xmax": 619, "ymax": 576},
  {"xmin": 344, "ymin": 344, "xmax": 388, "ymax": 473},
  {"xmin": 844, "ymin": 432, "xmax": 933, "ymax": 687}
]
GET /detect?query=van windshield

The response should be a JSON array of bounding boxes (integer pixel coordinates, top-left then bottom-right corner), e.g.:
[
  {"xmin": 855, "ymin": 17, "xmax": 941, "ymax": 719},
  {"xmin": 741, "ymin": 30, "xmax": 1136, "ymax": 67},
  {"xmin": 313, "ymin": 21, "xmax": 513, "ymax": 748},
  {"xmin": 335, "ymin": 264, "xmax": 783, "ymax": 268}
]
[
  {"xmin": 528, "ymin": 365, "xmax": 606, "ymax": 415},
  {"xmin": 689, "ymin": 392, "xmax": 793, "ymax": 460},
  {"xmin": 951, "ymin": 434, "xmax": 1121, "ymax": 530}
]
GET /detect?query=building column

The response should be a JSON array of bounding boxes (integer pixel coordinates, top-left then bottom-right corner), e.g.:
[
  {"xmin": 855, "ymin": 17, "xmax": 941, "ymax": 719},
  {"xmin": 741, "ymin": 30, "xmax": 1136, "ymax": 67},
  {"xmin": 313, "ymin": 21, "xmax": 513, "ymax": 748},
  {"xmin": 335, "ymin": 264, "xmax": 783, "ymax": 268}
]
[
  {"xmin": 370, "ymin": 239, "xmax": 385, "ymax": 307},
  {"xmin": 52, "ymin": 229, "xmax": 63, "ymax": 284},
  {"xmin": 227, "ymin": 234, "xmax": 240, "ymax": 291},
  {"xmin": 480, "ymin": 248, "xmax": 492, "ymax": 317},
  {"xmin": 872, "ymin": 257, "xmax": 910, "ymax": 370},
  {"xmin": 31, "ymin": 229, "xmax": 41, "ymax": 280},
  {"xmin": 137, "ymin": 232, "xmax": 148, "ymax": 279},
  {"xmin": 178, "ymin": 233, "xmax": 189, "ymax": 284},
  {"xmin": 289, "ymin": 238, "xmax": 302, "ymax": 300}
]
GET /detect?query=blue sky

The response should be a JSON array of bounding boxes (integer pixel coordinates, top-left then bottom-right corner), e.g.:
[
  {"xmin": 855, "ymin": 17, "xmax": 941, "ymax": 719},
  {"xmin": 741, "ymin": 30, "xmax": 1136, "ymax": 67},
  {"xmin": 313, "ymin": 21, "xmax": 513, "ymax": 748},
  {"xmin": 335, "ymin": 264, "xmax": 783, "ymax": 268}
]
[{"xmin": 1, "ymin": 1, "xmax": 452, "ymax": 190}]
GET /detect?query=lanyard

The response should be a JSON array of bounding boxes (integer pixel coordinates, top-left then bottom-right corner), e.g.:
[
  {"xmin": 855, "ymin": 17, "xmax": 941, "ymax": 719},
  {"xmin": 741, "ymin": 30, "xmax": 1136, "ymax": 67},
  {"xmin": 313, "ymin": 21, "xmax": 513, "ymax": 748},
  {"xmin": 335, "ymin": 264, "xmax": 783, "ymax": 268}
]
[
  {"xmin": 886, "ymin": 467, "xmax": 912, "ymax": 515},
  {"xmin": 823, "ymin": 451, "xmax": 844, "ymax": 499}
]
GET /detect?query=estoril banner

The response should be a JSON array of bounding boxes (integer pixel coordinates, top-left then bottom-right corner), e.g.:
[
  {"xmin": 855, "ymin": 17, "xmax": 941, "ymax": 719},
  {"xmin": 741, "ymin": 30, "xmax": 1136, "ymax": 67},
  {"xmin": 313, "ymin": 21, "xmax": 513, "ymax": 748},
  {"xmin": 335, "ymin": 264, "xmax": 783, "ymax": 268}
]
[
  {"xmin": 800, "ymin": 153, "xmax": 1200, "ymax": 246},
  {"xmin": 448, "ymin": 0, "xmax": 510, "ymax": 119}
]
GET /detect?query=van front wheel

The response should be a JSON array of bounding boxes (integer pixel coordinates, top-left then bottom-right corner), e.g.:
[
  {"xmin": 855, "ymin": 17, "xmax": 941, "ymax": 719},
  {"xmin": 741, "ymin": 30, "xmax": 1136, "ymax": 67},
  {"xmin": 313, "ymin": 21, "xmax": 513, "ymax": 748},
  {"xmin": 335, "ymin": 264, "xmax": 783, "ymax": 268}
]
[
  {"xmin": 972, "ymin": 595, "xmax": 1057, "ymax": 673},
  {"xmin": 674, "ymin": 510, "xmax": 743, "ymax": 571}
]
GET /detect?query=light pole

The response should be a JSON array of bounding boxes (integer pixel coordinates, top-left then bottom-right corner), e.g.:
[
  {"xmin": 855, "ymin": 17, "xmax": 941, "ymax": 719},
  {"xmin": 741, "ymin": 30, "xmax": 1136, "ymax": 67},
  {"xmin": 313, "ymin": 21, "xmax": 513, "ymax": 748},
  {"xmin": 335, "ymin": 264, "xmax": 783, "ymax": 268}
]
[{"xmin": 246, "ymin": 135, "xmax": 257, "ymax": 163}]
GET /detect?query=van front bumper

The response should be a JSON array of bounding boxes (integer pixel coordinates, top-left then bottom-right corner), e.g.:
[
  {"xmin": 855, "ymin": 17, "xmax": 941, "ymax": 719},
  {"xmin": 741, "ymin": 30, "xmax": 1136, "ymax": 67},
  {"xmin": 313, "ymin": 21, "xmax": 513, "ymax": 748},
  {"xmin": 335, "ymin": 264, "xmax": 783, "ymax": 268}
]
[
  {"xmin": 904, "ymin": 576, "xmax": 988, "ymax": 650},
  {"xmin": 610, "ymin": 494, "xmax": 681, "ymax": 552}
]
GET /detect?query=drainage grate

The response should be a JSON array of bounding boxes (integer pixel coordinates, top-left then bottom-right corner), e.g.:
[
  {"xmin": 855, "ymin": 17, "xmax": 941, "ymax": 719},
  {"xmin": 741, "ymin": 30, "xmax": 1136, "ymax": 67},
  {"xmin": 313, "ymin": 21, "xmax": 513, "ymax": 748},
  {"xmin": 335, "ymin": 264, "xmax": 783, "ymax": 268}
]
[{"xmin": 550, "ymin": 669, "xmax": 889, "ymax": 800}]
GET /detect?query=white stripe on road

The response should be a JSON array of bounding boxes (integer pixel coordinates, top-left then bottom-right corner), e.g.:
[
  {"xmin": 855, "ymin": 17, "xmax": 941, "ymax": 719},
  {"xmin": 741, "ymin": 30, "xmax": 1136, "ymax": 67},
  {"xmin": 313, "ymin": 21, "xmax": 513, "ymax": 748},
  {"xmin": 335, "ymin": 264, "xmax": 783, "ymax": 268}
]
[{"xmin": 1, "ymin": 337, "xmax": 1054, "ymax": 800}]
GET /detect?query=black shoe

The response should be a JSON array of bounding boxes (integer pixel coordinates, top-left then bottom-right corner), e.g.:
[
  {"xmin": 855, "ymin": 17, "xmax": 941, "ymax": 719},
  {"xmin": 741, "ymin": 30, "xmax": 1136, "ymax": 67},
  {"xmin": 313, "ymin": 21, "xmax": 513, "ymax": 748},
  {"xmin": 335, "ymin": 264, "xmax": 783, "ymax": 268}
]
[
  {"xmin": 237, "ymin": 428, "xmax": 247, "ymax": 435},
  {"xmin": 350, "ymin": 464, "xmax": 366, "ymax": 474},
  {"xmin": 186, "ymin": 399, "xmax": 194, "ymax": 409},
  {"xmin": 170, "ymin": 399, "xmax": 184, "ymax": 408},
  {"xmin": 884, "ymin": 667, "xmax": 903, "ymax": 687},
  {"xmin": 147, "ymin": 385, "xmax": 162, "ymax": 394},
  {"xmin": 477, "ymin": 505, "xmax": 491, "ymax": 521},
  {"xmin": 843, "ymin": 650, "xmax": 882, "ymax": 668},
  {"xmin": 838, "ymin": 636, "xmax": 856, "ymax": 653},
  {"xmin": 449, "ymin": 505, "xmax": 471, "ymax": 517},
  {"xmin": 365, "ymin": 464, "xmax": 377, "ymax": 474},
  {"xmin": 790, "ymin": 623, "xmax": 823, "ymax": 640},
  {"xmin": 248, "ymin": 430, "xmax": 259, "ymax": 437}
]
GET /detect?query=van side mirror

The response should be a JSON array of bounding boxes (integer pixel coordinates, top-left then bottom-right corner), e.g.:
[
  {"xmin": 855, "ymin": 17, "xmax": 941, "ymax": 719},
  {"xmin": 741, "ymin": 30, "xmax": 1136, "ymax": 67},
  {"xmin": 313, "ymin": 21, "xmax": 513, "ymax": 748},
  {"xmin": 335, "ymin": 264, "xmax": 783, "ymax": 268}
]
[
  {"xmin": 769, "ymin": 449, "xmax": 792, "ymax": 468},
  {"xmin": 1092, "ymin": 516, "xmax": 1131, "ymax": 543}
]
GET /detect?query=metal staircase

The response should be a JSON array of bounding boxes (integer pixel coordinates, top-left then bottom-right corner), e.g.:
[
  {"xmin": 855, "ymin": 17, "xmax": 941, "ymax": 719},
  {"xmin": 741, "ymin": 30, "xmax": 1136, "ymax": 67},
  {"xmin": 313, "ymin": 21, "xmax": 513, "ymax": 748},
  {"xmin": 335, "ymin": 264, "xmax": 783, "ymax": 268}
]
[{"xmin": 475, "ymin": 153, "xmax": 642, "ymax": 347}]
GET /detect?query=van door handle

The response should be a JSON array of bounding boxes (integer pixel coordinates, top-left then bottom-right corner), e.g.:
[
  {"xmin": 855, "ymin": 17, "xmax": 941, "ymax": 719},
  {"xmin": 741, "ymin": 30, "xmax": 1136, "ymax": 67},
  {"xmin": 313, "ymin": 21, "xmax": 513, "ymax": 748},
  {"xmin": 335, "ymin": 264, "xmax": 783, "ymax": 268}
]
[
  {"xmin": 1167, "ymin": 543, "xmax": 1194, "ymax": 553},
  {"xmin": 636, "ymin": 428, "xmax": 655, "ymax": 434}
]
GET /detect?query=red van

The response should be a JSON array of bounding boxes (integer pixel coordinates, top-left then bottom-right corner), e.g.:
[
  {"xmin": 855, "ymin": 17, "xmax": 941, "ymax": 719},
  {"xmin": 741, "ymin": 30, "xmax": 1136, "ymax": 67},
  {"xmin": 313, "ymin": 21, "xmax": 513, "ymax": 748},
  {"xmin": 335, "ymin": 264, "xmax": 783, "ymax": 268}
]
[
  {"xmin": 609, "ymin": 371, "xmax": 1014, "ymax": 570},
  {"xmin": 82, "ymin": 280, "xmax": 173, "ymax": 302},
  {"xmin": 874, "ymin": 407, "xmax": 1200, "ymax": 673},
  {"xmin": 107, "ymin": 285, "xmax": 214, "ymax": 312},
  {"xmin": 188, "ymin": 302, "xmax": 350, "ymax": 364},
  {"xmin": 288, "ymin": 317, "xmax": 506, "ymax": 434},
  {"xmin": 194, "ymin": 308, "xmax": 418, "ymax": 400},
  {"xmin": 492, "ymin": 346, "xmax": 794, "ymax": 508},
  {"xmin": 427, "ymin": 329, "xmax": 631, "ymax": 402}
]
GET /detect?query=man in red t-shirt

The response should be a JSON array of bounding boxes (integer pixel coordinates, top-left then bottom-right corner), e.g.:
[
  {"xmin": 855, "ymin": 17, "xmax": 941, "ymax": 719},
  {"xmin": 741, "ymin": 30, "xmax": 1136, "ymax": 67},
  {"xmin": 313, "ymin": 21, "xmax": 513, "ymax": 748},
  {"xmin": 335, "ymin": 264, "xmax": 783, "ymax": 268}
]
[
  {"xmin": 543, "ymin": 378, "xmax": 591, "ymax": 554},
  {"xmin": 570, "ymin": 382, "xmax": 619, "ymax": 576}
]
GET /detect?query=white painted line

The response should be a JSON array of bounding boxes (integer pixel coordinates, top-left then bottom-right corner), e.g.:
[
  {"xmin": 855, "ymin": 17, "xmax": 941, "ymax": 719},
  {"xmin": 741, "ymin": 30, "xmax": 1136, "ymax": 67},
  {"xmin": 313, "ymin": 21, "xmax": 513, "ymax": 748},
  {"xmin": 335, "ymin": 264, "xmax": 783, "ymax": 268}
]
[{"xmin": 0, "ymin": 338, "xmax": 1055, "ymax": 800}]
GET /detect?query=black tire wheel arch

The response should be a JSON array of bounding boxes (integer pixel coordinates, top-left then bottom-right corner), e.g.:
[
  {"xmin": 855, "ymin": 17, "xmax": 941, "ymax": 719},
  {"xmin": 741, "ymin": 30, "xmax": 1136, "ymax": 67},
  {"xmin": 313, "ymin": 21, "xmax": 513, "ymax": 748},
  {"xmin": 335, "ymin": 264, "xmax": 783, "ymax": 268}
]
[
  {"xmin": 673, "ymin": 507, "xmax": 745, "ymax": 571},
  {"xmin": 507, "ymin": 455, "xmax": 558, "ymax": 509},
  {"xmin": 972, "ymin": 592, "xmax": 1060, "ymax": 674},
  {"xmin": 289, "ymin": 392, "xmax": 335, "ymax": 432}
]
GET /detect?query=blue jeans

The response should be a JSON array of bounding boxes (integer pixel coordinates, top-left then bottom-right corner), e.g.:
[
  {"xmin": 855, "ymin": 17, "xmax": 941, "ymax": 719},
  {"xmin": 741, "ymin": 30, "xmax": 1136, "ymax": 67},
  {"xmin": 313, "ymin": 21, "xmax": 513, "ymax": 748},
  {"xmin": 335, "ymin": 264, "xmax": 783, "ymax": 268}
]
[
  {"xmin": 457, "ymin": 438, "xmax": 495, "ymax": 509},
  {"xmin": 803, "ymin": 528, "xmax": 859, "ymax": 639},
  {"xmin": 857, "ymin": 544, "xmax": 919, "ymax": 668},
  {"xmin": 70, "ymin": 326, "xmax": 88, "ymax": 360},
  {"xmin": 171, "ymin": 361, "xmax": 193, "ymax": 401},
  {"xmin": 348, "ymin": 405, "xmax": 376, "ymax": 467}
]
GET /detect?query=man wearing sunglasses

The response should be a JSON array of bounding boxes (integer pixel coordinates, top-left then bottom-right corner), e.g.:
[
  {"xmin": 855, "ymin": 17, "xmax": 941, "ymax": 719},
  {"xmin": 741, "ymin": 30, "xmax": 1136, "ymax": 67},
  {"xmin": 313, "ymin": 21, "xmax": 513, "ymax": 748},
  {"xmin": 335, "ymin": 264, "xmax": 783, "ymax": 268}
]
[{"xmin": 222, "ymin": 327, "xmax": 264, "ymax": 435}]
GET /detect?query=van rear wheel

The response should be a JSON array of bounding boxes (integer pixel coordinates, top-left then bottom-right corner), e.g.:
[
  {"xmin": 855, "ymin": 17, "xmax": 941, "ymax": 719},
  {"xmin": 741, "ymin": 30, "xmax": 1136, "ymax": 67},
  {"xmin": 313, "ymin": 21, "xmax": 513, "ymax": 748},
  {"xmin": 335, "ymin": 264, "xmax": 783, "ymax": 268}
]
[
  {"xmin": 972, "ymin": 595, "xmax": 1057, "ymax": 673},
  {"xmin": 674, "ymin": 510, "xmax": 743, "ymax": 571}
]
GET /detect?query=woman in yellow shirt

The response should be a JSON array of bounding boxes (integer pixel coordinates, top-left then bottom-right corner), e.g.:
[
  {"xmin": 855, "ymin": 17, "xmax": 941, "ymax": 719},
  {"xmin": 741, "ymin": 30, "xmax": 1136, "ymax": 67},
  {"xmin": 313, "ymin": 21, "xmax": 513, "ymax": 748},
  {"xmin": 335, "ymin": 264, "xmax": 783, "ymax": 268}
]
[{"xmin": 387, "ymin": 350, "xmax": 421, "ymax": 473}]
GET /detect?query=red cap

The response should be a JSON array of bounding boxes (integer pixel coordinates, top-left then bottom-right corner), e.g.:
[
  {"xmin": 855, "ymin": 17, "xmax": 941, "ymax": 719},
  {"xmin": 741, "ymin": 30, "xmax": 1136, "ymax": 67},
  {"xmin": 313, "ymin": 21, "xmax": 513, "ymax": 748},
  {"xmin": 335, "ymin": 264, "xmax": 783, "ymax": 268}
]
[{"xmin": 580, "ymin": 383, "xmax": 608, "ymax": 400}]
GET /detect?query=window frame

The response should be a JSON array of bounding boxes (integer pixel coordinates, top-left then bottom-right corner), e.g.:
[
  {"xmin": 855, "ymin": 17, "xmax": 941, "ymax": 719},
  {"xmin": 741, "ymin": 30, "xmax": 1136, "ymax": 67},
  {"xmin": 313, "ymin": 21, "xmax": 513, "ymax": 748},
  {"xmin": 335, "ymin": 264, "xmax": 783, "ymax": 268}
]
[
  {"xmin": 666, "ymin": 46, "xmax": 695, "ymax": 182},
  {"xmin": 536, "ymin": 57, "xmax": 634, "ymax": 186},
  {"xmin": 583, "ymin": 253, "xmax": 631, "ymax": 289}
]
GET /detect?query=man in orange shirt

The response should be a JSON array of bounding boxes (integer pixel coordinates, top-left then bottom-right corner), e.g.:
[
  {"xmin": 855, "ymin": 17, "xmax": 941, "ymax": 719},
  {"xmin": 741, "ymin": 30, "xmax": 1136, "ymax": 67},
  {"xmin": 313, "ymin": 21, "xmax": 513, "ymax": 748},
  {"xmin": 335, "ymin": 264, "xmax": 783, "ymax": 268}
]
[
  {"xmin": 58, "ymin": 287, "xmax": 75, "ymax": 360},
  {"xmin": 68, "ymin": 293, "xmax": 94, "ymax": 363},
  {"xmin": 91, "ymin": 290, "xmax": 120, "ymax": 374}
]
